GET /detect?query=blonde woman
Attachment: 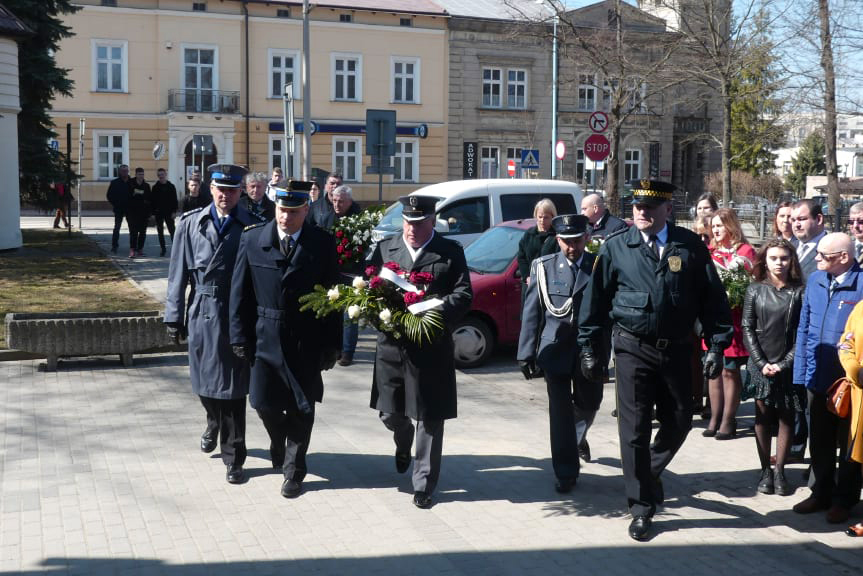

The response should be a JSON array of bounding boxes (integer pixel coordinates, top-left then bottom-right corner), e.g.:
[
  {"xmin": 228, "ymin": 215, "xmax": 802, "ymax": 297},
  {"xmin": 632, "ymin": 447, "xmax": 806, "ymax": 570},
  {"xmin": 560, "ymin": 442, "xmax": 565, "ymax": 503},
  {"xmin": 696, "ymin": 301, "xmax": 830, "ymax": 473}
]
[{"xmin": 517, "ymin": 198, "xmax": 558, "ymax": 287}]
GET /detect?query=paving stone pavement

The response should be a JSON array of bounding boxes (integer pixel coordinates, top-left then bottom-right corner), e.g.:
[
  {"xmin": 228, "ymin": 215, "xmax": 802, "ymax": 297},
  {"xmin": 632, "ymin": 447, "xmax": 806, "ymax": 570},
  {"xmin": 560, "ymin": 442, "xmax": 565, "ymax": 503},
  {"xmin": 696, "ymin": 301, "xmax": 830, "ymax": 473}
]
[{"xmin": 1, "ymin": 217, "xmax": 860, "ymax": 575}]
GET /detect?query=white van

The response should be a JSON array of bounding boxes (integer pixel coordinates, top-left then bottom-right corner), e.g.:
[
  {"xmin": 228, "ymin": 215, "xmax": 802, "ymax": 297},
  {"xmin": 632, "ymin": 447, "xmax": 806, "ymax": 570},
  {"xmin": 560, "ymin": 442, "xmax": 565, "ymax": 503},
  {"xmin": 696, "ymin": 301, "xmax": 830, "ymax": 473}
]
[{"xmin": 371, "ymin": 179, "xmax": 583, "ymax": 247}]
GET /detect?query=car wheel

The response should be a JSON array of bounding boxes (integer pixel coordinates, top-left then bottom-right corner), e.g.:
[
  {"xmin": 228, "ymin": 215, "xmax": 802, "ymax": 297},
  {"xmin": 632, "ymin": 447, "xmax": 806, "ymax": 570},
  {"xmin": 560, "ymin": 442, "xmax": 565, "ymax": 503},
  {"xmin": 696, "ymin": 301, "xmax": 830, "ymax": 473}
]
[{"xmin": 453, "ymin": 316, "xmax": 494, "ymax": 369}]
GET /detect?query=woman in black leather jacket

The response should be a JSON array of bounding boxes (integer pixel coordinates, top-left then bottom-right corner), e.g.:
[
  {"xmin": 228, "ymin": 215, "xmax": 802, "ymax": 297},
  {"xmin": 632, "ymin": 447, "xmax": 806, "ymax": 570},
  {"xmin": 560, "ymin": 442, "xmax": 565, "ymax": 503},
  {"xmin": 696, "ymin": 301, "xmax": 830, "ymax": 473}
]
[{"xmin": 741, "ymin": 238, "xmax": 805, "ymax": 497}]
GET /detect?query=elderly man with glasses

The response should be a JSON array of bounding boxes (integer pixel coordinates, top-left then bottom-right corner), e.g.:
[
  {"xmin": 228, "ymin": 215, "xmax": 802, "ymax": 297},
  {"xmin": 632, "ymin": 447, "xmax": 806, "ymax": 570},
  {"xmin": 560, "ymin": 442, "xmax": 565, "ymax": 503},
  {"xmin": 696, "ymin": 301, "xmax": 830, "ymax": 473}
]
[
  {"xmin": 792, "ymin": 232, "xmax": 863, "ymax": 524},
  {"xmin": 847, "ymin": 202, "xmax": 863, "ymax": 264}
]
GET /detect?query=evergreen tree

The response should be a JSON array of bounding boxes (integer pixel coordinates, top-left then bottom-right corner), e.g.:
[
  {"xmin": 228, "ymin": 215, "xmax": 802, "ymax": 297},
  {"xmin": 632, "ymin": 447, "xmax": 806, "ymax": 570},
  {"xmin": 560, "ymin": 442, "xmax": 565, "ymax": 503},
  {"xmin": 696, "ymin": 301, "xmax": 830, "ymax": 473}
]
[
  {"xmin": 9, "ymin": 0, "xmax": 79, "ymax": 209},
  {"xmin": 729, "ymin": 10, "xmax": 785, "ymax": 176},
  {"xmin": 784, "ymin": 131, "xmax": 826, "ymax": 196}
]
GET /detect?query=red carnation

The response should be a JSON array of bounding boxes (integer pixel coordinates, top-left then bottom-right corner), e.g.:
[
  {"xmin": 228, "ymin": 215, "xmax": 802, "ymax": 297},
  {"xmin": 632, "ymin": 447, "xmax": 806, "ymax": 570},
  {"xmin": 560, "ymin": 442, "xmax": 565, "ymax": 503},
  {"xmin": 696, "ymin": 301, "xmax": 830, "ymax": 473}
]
[
  {"xmin": 365, "ymin": 265, "xmax": 379, "ymax": 277},
  {"xmin": 345, "ymin": 251, "xmax": 352, "ymax": 259},
  {"xmin": 341, "ymin": 237, "xmax": 349, "ymax": 246},
  {"xmin": 383, "ymin": 261, "xmax": 402, "ymax": 273},
  {"xmin": 336, "ymin": 245, "xmax": 344, "ymax": 254},
  {"xmin": 369, "ymin": 277, "xmax": 384, "ymax": 289},
  {"xmin": 409, "ymin": 271, "xmax": 434, "ymax": 285},
  {"xmin": 338, "ymin": 258, "xmax": 344, "ymax": 265},
  {"xmin": 336, "ymin": 230, "xmax": 344, "ymax": 238}
]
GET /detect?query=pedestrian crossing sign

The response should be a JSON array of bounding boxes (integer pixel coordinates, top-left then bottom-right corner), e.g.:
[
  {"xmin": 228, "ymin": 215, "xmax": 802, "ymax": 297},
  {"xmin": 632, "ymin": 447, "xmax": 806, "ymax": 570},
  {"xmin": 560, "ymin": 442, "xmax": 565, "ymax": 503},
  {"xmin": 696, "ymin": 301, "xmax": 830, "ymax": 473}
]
[{"xmin": 521, "ymin": 149, "xmax": 540, "ymax": 170}]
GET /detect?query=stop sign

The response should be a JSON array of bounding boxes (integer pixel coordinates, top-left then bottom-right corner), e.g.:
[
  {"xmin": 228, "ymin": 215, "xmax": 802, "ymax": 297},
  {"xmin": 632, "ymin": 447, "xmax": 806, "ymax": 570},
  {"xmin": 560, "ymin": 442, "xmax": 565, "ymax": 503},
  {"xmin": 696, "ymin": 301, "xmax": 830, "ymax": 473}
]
[
  {"xmin": 584, "ymin": 133, "xmax": 610, "ymax": 162},
  {"xmin": 507, "ymin": 159, "xmax": 516, "ymax": 177}
]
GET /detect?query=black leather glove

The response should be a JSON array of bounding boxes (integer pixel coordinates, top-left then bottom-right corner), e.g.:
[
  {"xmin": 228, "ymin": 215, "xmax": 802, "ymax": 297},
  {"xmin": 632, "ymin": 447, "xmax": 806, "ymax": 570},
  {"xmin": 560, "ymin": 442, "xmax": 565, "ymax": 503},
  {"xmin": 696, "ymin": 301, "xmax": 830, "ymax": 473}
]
[
  {"xmin": 703, "ymin": 349, "xmax": 723, "ymax": 380},
  {"xmin": 320, "ymin": 348, "xmax": 340, "ymax": 371},
  {"xmin": 166, "ymin": 324, "xmax": 182, "ymax": 345},
  {"xmin": 519, "ymin": 360, "xmax": 537, "ymax": 381},
  {"xmin": 580, "ymin": 347, "xmax": 603, "ymax": 384},
  {"xmin": 232, "ymin": 345, "xmax": 248, "ymax": 360}
]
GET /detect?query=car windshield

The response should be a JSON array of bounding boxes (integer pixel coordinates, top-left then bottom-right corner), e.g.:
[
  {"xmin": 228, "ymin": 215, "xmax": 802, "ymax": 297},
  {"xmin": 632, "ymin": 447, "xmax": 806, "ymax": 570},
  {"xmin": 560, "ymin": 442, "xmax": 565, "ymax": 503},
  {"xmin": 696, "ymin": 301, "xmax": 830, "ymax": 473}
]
[
  {"xmin": 465, "ymin": 225, "xmax": 525, "ymax": 275},
  {"xmin": 377, "ymin": 196, "xmax": 443, "ymax": 232}
]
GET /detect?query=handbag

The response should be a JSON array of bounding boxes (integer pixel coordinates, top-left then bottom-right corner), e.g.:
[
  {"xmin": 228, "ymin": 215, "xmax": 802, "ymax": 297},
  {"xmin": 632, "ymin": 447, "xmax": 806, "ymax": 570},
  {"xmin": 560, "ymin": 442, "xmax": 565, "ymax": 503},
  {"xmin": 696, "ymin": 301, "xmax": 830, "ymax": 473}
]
[{"xmin": 826, "ymin": 377, "xmax": 852, "ymax": 418}]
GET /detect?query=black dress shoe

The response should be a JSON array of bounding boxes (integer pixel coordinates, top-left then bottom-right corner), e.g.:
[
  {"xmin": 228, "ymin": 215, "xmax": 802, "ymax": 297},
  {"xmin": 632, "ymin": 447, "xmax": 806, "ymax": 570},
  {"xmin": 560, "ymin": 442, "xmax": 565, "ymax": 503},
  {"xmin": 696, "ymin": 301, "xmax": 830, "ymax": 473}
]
[
  {"xmin": 757, "ymin": 467, "xmax": 774, "ymax": 494},
  {"xmin": 413, "ymin": 491, "xmax": 432, "ymax": 509},
  {"xmin": 578, "ymin": 439, "xmax": 591, "ymax": 462},
  {"xmin": 281, "ymin": 478, "xmax": 302, "ymax": 498},
  {"xmin": 395, "ymin": 451, "xmax": 411, "ymax": 474},
  {"xmin": 555, "ymin": 477, "xmax": 576, "ymax": 493},
  {"xmin": 226, "ymin": 465, "xmax": 245, "ymax": 484},
  {"xmin": 702, "ymin": 428, "xmax": 717, "ymax": 437},
  {"xmin": 628, "ymin": 516, "xmax": 652, "ymax": 541},
  {"xmin": 201, "ymin": 434, "xmax": 217, "ymax": 453},
  {"xmin": 773, "ymin": 470, "xmax": 792, "ymax": 496}
]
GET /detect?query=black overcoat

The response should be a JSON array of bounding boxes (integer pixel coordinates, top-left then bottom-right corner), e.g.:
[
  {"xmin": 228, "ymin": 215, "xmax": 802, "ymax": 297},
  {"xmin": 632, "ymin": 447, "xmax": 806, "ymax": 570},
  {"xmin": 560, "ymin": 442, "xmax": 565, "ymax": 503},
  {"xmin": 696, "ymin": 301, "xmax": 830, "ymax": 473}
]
[
  {"xmin": 230, "ymin": 220, "xmax": 341, "ymax": 414},
  {"xmin": 369, "ymin": 233, "xmax": 473, "ymax": 421}
]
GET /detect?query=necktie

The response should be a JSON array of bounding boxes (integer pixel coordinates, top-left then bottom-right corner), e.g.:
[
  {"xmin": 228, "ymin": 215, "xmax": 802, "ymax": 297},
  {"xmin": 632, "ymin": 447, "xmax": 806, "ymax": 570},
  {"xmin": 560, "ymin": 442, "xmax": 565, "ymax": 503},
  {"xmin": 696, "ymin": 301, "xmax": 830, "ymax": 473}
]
[
  {"xmin": 830, "ymin": 278, "xmax": 839, "ymax": 298},
  {"xmin": 218, "ymin": 216, "xmax": 226, "ymax": 230},
  {"xmin": 856, "ymin": 243, "xmax": 863, "ymax": 260},
  {"xmin": 649, "ymin": 234, "xmax": 660, "ymax": 259},
  {"xmin": 798, "ymin": 243, "xmax": 809, "ymax": 261},
  {"xmin": 281, "ymin": 235, "xmax": 294, "ymax": 256}
]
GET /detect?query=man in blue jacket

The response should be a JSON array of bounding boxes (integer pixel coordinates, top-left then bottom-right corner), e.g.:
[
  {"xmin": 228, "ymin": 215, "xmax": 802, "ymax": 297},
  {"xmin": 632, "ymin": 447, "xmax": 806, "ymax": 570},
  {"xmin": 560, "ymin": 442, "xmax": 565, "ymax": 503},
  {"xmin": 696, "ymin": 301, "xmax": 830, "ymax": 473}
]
[{"xmin": 793, "ymin": 232, "xmax": 863, "ymax": 523}]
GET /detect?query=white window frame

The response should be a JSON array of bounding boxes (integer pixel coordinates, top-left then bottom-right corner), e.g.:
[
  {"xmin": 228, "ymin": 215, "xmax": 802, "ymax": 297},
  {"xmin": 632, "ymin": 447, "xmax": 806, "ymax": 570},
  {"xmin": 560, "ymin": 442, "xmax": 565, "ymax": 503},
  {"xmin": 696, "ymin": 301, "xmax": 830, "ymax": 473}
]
[
  {"xmin": 624, "ymin": 148, "xmax": 642, "ymax": 182},
  {"xmin": 391, "ymin": 56, "xmax": 420, "ymax": 104},
  {"xmin": 507, "ymin": 69, "xmax": 527, "ymax": 109},
  {"xmin": 626, "ymin": 80, "xmax": 648, "ymax": 113},
  {"xmin": 506, "ymin": 147, "xmax": 523, "ymax": 177},
  {"xmin": 268, "ymin": 48, "xmax": 300, "ymax": 100},
  {"xmin": 481, "ymin": 146, "xmax": 499, "ymax": 178},
  {"xmin": 482, "ymin": 67, "xmax": 502, "ymax": 108},
  {"xmin": 331, "ymin": 52, "xmax": 363, "ymax": 102},
  {"xmin": 268, "ymin": 134, "xmax": 298, "ymax": 178},
  {"xmin": 578, "ymin": 74, "xmax": 597, "ymax": 112},
  {"xmin": 93, "ymin": 130, "xmax": 128, "ymax": 180},
  {"xmin": 392, "ymin": 138, "xmax": 419, "ymax": 183},
  {"xmin": 332, "ymin": 136, "xmax": 363, "ymax": 182},
  {"xmin": 91, "ymin": 39, "xmax": 128, "ymax": 93}
]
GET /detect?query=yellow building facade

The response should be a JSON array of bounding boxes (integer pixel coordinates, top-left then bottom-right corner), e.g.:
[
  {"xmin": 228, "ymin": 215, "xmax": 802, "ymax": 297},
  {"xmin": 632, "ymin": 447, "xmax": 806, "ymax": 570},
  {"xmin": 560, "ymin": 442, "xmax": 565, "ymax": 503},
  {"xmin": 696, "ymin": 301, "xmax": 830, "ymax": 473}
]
[{"xmin": 52, "ymin": 0, "xmax": 449, "ymax": 207}]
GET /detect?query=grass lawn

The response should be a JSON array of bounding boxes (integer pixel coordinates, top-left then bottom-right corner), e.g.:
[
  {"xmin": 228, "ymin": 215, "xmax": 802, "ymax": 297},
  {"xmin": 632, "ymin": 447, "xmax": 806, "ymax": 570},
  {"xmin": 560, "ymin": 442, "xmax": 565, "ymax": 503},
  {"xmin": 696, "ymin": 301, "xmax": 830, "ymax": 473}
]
[{"xmin": 0, "ymin": 228, "xmax": 160, "ymax": 348}]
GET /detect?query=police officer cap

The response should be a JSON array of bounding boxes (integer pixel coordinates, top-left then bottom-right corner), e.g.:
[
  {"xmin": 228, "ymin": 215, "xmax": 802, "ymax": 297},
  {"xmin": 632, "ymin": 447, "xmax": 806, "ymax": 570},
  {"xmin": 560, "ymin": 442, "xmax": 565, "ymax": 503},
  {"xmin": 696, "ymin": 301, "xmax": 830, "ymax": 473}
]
[
  {"xmin": 553, "ymin": 214, "xmax": 589, "ymax": 239},
  {"xmin": 273, "ymin": 185, "xmax": 310, "ymax": 208},
  {"xmin": 207, "ymin": 163, "xmax": 247, "ymax": 188},
  {"xmin": 400, "ymin": 195, "xmax": 436, "ymax": 222},
  {"xmin": 630, "ymin": 179, "xmax": 676, "ymax": 206}
]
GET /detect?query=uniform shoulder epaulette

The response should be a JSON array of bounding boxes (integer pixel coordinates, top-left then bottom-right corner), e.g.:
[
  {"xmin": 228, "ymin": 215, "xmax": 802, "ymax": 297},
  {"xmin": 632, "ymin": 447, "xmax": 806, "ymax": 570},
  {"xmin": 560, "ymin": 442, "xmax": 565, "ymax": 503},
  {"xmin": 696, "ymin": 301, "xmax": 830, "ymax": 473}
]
[
  {"xmin": 537, "ymin": 253, "xmax": 557, "ymax": 263},
  {"xmin": 180, "ymin": 206, "xmax": 204, "ymax": 219},
  {"xmin": 244, "ymin": 222, "xmax": 266, "ymax": 232},
  {"xmin": 603, "ymin": 226, "xmax": 628, "ymax": 241}
]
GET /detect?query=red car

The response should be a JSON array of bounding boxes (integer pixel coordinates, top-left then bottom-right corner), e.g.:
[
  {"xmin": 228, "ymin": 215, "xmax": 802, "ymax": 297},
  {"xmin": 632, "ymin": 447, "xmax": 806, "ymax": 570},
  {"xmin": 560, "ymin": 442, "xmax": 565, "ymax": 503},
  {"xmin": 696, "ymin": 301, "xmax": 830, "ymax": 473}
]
[{"xmin": 453, "ymin": 219, "xmax": 535, "ymax": 368}]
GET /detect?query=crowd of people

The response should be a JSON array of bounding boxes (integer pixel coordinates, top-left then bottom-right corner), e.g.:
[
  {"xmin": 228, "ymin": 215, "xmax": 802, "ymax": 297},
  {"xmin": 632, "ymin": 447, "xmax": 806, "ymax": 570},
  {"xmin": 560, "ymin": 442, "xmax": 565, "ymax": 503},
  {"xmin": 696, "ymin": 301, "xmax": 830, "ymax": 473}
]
[{"xmin": 149, "ymin": 162, "xmax": 863, "ymax": 542}]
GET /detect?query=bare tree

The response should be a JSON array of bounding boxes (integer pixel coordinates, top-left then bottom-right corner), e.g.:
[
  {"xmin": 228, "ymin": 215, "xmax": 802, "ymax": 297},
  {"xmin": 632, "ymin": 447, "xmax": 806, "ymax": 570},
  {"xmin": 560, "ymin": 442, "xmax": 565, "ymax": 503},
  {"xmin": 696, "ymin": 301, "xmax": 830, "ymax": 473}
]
[{"xmin": 818, "ymin": 0, "xmax": 841, "ymax": 222}]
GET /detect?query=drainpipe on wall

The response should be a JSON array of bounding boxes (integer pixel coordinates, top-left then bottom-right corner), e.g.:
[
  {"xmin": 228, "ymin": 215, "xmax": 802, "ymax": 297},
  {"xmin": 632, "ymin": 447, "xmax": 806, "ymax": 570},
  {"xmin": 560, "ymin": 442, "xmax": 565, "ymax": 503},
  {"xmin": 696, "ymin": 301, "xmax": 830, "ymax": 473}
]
[{"xmin": 243, "ymin": 1, "xmax": 250, "ymax": 167}]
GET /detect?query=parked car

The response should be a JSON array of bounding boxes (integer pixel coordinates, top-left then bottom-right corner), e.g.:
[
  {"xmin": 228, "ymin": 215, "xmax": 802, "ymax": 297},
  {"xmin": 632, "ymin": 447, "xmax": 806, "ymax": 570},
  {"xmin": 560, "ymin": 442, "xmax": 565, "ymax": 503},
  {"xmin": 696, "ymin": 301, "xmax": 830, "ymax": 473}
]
[
  {"xmin": 452, "ymin": 218, "xmax": 535, "ymax": 368},
  {"xmin": 371, "ymin": 179, "xmax": 582, "ymax": 249}
]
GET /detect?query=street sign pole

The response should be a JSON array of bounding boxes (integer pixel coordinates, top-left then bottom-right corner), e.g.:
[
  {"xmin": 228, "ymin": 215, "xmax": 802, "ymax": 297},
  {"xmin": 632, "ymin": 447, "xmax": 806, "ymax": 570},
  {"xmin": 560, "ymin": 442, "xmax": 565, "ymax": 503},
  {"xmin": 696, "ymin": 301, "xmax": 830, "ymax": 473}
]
[
  {"xmin": 283, "ymin": 83, "xmax": 294, "ymax": 179},
  {"xmin": 76, "ymin": 118, "xmax": 85, "ymax": 230}
]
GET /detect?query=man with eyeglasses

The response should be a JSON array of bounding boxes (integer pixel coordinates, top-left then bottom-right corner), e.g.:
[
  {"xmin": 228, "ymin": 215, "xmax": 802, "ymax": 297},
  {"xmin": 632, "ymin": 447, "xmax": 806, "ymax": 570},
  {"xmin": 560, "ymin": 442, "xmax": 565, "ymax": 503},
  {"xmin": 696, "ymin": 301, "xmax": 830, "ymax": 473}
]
[
  {"xmin": 847, "ymin": 202, "xmax": 863, "ymax": 264},
  {"xmin": 793, "ymin": 232, "xmax": 863, "ymax": 524},
  {"xmin": 791, "ymin": 199, "xmax": 827, "ymax": 279}
]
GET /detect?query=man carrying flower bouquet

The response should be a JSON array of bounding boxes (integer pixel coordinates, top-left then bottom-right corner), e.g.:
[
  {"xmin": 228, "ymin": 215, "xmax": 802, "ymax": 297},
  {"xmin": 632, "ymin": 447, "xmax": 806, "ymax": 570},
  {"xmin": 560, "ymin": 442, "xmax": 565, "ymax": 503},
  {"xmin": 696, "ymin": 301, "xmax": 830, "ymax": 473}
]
[
  {"xmin": 229, "ymin": 181, "xmax": 341, "ymax": 499},
  {"xmin": 369, "ymin": 195, "xmax": 473, "ymax": 509}
]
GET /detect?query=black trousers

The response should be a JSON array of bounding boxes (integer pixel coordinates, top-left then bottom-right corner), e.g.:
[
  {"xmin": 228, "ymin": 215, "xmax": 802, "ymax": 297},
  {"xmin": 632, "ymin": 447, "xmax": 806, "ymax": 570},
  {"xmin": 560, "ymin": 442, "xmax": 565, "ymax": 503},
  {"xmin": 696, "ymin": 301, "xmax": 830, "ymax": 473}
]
[
  {"xmin": 807, "ymin": 390, "xmax": 862, "ymax": 508},
  {"xmin": 199, "ymin": 395, "xmax": 247, "ymax": 467},
  {"xmin": 257, "ymin": 402, "xmax": 315, "ymax": 482},
  {"xmin": 544, "ymin": 372, "xmax": 599, "ymax": 481},
  {"xmin": 614, "ymin": 330, "xmax": 693, "ymax": 518},
  {"xmin": 111, "ymin": 212, "xmax": 127, "ymax": 249},
  {"xmin": 128, "ymin": 212, "xmax": 148, "ymax": 251},
  {"xmin": 154, "ymin": 213, "xmax": 175, "ymax": 251}
]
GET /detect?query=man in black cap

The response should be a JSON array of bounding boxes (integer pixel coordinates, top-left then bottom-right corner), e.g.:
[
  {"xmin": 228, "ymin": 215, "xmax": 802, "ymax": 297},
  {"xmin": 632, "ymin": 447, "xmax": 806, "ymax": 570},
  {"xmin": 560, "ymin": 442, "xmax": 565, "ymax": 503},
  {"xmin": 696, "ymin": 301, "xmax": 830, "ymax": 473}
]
[
  {"xmin": 164, "ymin": 163, "xmax": 258, "ymax": 485},
  {"xmin": 517, "ymin": 214, "xmax": 601, "ymax": 493},
  {"xmin": 369, "ymin": 194, "xmax": 473, "ymax": 509},
  {"xmin": 578, "ymin": 180, "xmax": 732, "ymax": 541},
  {"xmin": 229, "ymin": 181, "xmax": 341, "ymax": 499}
]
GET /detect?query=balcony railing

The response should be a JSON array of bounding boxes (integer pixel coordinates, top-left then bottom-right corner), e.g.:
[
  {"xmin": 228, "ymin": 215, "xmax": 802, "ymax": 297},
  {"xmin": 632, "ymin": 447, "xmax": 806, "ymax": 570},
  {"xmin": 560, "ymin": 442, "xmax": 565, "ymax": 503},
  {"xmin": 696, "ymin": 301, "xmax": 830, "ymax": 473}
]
[{"xmin": 167, "ymin": 89, "xmax": 240, "ymax": 114}]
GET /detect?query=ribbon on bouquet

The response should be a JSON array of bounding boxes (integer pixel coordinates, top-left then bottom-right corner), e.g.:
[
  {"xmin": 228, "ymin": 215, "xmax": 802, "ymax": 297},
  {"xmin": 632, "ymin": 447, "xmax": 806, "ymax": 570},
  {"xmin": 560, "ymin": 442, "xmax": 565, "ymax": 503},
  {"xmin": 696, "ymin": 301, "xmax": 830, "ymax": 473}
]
[{"xmin": 378, "ymin": 267, "xmax": 444, "ymax": 315}]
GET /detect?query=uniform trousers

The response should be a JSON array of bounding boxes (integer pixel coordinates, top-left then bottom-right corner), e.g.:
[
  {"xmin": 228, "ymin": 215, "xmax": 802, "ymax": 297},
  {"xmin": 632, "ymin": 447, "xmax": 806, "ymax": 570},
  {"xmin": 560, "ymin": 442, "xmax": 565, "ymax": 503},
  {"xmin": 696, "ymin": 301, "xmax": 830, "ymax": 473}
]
[
  {"xmin": 806, "ymin": 390, "xmax": 862, "ymax": 508},
  {"xmin": 380, "ymin": 412, "xmax": 444, "ymax": 494},
  {"xmin": 614, "ymin": 329, "xmax": 693, "ymax": 518},
  {"xmin": 199, "ymin": 395, "xmax": 247, "ymax": 467},
  {"xmin": 257, "ymin": 403, "xmax": 315, "ymax": 482},
  {"xmin": 545, "ymin": 372, "xmax": 597, "ymax": 481},
  {"xmin": 111, "ymin": 212, "xmax": 127, "ymax": 249},
  {"xmin": 128, "ymin": 212, "xmax": 148, "ymax": 251}
]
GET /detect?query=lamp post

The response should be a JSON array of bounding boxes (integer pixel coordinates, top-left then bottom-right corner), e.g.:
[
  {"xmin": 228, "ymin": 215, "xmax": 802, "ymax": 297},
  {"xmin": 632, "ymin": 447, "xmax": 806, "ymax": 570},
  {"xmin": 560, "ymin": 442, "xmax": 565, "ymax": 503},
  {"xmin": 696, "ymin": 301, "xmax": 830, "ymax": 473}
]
[{"xmin": 537, "ymin": 1, "xmax": 559, "ymax": 179}]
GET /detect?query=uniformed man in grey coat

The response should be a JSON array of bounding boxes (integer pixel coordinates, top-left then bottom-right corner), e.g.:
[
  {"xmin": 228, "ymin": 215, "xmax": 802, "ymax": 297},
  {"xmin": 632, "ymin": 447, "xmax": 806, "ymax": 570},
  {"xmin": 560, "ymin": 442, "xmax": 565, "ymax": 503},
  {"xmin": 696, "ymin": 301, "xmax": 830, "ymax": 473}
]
[
  {"xmin": 369, "ymin": 195, "xmax": 473, "ymax": 509},
  {"xmin": 164, "ymin": 164, "xmax": 262, "ymax": 485},
  {"xmin": 517, "ymin": 214, "xmax": 601, "ymax": 494}
]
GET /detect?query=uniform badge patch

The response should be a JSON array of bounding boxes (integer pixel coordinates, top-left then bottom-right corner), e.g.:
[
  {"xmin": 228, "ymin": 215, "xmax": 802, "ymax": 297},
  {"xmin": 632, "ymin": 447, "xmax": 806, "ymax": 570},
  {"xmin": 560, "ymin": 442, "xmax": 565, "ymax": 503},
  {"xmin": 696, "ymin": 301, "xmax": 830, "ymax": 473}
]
[{"xmin": 668, "ymin": 255, "xmax": 682, "ymax": 272}]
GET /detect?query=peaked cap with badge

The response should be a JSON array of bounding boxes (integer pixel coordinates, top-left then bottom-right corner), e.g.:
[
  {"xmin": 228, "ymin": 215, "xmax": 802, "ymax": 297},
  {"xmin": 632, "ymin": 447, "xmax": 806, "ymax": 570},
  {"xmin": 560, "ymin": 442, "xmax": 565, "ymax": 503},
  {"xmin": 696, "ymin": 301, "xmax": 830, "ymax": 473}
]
[
  {"xmin": 207, "ymin": 163, "xmax": 248, "ymax": 188},
  {"xmin": 553, "ymin": 214, "xmax": 590, "ymax": 239},
  {"xmin": 272, "ymin": 180, "xmax": 312, "ymax": 208},
  {"xmin": 400, "ymin": 195, "xmax": 437, "ymax": 221},
  {"xmin": 629, "ymin": 179, "xmax": 676, "ymax": 207}
]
